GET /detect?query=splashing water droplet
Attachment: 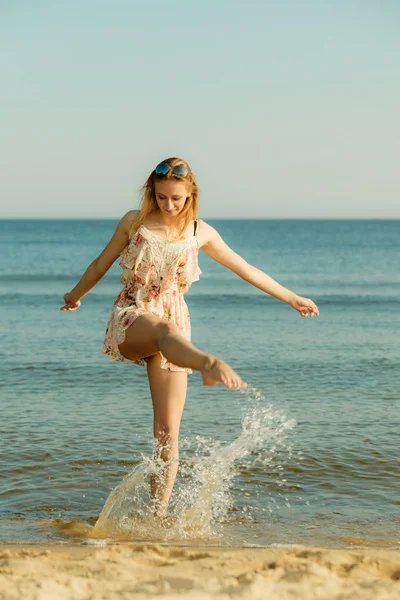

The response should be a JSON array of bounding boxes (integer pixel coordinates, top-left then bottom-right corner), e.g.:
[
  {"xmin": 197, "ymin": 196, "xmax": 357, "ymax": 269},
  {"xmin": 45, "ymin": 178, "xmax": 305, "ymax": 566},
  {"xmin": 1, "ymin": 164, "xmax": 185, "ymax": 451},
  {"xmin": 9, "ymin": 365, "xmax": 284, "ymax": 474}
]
[{"xmin": 91, "ymin": 385, "xmax": 297, "ymax": 543}]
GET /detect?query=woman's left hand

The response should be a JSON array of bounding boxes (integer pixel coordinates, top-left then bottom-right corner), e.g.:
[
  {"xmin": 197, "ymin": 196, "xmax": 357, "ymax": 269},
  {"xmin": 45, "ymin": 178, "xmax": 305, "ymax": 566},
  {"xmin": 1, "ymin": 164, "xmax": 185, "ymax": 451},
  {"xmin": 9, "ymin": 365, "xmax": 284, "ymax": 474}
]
[{"xmin": 290, "ymin": 294, "xmax": 319, "ymax": 318}]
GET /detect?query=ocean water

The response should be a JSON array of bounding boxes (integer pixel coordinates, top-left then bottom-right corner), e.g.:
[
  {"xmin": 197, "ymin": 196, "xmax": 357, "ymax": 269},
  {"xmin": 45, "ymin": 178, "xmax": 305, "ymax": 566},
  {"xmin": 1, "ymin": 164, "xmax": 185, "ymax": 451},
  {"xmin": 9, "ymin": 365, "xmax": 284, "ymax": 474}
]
[{"xmin": 0, "ymin": 218, "xmax": 399, "ymax": 549}]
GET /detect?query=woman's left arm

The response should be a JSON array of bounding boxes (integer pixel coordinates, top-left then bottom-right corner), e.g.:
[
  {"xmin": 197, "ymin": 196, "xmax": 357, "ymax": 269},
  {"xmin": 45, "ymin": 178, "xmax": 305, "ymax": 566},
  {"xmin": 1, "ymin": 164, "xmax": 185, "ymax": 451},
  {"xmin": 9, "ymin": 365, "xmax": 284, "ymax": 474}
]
[{"xmin": 199, "ymin": 221, "xmax": 319, "ymax": 318}]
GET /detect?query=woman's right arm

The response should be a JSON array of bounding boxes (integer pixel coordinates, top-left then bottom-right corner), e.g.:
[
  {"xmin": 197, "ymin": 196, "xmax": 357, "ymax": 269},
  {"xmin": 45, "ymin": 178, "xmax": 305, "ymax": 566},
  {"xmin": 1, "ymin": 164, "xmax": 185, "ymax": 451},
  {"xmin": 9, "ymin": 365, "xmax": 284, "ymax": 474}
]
[{"xmin": 60, "ymin": 210, "xmax": 138, "ymax": 311}]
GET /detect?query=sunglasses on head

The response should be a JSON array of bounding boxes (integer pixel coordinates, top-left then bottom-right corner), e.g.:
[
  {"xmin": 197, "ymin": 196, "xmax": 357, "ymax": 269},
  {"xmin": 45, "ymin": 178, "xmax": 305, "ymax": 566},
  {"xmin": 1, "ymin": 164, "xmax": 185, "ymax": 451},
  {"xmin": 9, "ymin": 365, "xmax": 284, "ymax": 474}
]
[{"xmin": 155, "ymin": 162, "xmax": 189, "ymax": 177}]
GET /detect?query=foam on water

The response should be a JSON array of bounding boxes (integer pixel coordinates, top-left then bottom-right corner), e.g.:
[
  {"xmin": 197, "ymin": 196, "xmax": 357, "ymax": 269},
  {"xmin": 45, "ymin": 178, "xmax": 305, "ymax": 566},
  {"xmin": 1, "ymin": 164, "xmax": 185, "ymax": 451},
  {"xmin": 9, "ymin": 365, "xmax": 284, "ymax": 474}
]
[{"xmin": 90, "ymin": 385, "xmax": 297, "ymax": 543}]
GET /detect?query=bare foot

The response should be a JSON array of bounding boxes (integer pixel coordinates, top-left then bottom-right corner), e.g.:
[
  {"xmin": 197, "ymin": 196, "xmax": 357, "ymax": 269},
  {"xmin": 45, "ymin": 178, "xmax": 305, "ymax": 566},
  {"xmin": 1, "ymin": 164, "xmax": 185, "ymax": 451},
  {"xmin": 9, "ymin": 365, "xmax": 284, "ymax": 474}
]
[{"xmin": 201, "ymin": 357, "xmax": 247, "ymax": 390}]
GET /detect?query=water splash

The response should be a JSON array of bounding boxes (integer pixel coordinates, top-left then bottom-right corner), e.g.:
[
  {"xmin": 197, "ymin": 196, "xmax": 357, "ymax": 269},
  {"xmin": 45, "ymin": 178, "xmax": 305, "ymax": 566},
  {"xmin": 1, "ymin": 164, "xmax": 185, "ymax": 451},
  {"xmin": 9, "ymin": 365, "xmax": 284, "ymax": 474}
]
[{"xmin": 90, "ymin": 385, "xmax": 297, "ymax": 543}]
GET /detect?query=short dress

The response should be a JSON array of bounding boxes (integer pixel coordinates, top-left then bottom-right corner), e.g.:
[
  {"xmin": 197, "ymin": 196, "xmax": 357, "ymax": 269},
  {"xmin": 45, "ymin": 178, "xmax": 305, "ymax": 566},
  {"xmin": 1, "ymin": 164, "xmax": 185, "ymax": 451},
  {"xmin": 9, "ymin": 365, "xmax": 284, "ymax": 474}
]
[{"xmin": 101, "ymin": 220, "xmax": 202, "ymax": 374}]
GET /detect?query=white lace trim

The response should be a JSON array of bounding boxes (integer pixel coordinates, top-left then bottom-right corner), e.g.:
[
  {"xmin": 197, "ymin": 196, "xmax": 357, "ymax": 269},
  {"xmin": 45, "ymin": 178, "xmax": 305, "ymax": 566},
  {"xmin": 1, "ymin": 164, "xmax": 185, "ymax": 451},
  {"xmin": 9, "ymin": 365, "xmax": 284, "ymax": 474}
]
[{"xmin": 139, "ymin": 225, "xmax": 198, "ymax": 274}]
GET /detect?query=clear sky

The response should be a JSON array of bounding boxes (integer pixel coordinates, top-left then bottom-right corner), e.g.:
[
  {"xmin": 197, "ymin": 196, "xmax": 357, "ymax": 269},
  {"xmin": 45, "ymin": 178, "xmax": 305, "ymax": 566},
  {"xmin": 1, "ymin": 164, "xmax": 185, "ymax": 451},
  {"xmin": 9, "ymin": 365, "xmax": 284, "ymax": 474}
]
[{"xmin": 1, "ymin": 1, "xmax": 399, "ymax": 218}]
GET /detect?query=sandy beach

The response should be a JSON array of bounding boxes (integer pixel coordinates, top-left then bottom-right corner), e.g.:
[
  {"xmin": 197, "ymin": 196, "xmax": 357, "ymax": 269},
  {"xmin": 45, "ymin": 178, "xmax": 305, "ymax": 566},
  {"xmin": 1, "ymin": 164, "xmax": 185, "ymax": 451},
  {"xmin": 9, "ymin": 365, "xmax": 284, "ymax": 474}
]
[{"xmin": 0, "ymin": 543, "xmax": 399, "ymax": 600}]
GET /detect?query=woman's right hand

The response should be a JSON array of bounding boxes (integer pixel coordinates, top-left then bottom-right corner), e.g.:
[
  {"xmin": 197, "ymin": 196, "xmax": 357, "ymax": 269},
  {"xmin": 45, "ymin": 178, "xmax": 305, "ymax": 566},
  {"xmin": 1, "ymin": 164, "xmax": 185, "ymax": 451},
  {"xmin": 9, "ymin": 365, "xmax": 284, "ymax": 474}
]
[{"xmin": 60, "ymin": 292, "xmax": 81, "ymax": 311}]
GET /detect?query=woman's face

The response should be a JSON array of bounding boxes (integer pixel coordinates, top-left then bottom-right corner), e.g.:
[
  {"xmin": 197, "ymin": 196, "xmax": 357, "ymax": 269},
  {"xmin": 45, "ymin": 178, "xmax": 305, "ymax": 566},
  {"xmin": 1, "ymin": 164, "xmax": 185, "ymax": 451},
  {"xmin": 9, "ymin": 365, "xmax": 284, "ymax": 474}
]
[{"xmin": 154, "ymin": 180, "xmax": 189, "ymax": 217}]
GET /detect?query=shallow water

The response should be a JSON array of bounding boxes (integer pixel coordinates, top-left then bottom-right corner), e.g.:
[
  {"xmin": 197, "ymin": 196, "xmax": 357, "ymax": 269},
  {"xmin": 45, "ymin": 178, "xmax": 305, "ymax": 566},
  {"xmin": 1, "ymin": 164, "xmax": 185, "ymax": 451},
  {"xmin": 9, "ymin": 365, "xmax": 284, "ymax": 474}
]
[{"xmin": 1, "ymin": 218, "xmax": 399, "ymax": 548}]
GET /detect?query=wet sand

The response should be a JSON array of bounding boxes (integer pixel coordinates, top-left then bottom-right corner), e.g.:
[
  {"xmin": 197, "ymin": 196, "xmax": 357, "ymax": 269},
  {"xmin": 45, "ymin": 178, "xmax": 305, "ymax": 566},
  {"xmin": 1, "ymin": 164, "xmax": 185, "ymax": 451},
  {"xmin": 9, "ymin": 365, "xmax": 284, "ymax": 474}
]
[{"xmin": 0, "ymin": 542, "xmax": 399, "ymax": 599}]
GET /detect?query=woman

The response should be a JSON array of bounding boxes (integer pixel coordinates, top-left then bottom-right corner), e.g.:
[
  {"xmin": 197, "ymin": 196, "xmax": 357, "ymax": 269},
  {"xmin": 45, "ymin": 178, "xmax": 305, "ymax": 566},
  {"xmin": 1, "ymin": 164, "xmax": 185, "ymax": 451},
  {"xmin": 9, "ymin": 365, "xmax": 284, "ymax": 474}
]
[{"xmin": 60, "ymin": 157, "xmax": 319, "ymax": 517}]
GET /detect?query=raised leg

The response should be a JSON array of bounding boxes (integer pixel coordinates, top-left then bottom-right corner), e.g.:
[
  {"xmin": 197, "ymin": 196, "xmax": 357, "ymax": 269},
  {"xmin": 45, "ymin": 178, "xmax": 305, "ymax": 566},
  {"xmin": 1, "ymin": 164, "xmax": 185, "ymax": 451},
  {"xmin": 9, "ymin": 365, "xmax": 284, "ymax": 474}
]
[
  {"xmin": 118, "ymin": 314, "xmax": 247, "ymax": 390},
  {"xmin": 146, "ymin": 352, "xmax": 188, "ymax": 517}
]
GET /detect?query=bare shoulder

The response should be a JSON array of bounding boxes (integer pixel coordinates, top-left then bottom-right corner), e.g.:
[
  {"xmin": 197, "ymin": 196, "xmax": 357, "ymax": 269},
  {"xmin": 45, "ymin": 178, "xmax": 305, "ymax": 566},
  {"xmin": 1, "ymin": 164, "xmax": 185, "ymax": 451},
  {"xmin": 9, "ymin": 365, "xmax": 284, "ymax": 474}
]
[
  {"xmin": 93, "ymin": 209, "xmax": 140, "ymax": 275},
  {"xmin": 195, "ymin": 219, "xmax": 252, "ymax": 277},
  {"xmin": 196, "ymin": 218, "xmax": 219, "ymax": 249},
  {"xmin": 121, "ymin": 209, "xmax": 140, "ymax": 232}
]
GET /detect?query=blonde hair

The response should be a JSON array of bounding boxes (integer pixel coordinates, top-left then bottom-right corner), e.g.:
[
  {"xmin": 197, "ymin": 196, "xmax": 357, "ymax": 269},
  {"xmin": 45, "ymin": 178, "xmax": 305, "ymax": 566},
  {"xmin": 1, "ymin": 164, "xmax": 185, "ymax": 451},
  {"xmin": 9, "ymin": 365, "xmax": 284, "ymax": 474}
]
[{"xmin": 128, "ymin": 157, "xmax": 199, "ymax": 241}]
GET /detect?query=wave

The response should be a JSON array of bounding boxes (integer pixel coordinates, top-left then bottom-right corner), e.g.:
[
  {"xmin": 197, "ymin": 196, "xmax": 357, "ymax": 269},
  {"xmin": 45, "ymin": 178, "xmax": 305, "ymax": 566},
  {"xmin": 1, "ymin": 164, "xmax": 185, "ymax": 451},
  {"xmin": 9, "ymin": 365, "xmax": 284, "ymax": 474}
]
[
  {"xmin": 0, "ymin": 291, "xmax": 399, "ymax": 307},
  {"xmin": 1, "ymin": 272, "xmax": 400, "ymax": 285},
  {"xmin": 188, "ymin": 292, "xmax": 400, "ymax": 306},
  {"xmin": 0, "ymin": 274, "xmax": 121, "ymax": 283}
]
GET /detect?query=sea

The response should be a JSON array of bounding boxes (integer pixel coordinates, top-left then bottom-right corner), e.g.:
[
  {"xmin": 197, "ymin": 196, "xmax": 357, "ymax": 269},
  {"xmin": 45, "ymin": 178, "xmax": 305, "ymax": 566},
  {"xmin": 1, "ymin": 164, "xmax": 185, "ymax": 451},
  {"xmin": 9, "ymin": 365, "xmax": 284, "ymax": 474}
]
[{"xmin": 0, "ymin": 218, "xmax": 399, "ymax": 549}]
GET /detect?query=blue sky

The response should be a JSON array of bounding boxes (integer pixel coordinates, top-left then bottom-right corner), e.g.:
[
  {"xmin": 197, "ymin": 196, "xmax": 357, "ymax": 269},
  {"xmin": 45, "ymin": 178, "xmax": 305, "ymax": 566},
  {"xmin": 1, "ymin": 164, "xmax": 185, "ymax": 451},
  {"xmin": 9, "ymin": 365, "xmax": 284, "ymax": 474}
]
[{"xmin": 1, "ymin": 1, "xmax": 399, "ymax": 218}]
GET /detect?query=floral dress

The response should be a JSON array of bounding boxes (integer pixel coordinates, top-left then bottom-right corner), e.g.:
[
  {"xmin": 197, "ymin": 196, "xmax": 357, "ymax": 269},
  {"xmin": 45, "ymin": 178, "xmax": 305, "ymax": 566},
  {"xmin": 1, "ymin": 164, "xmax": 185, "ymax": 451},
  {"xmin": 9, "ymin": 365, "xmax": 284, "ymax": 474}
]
[{"xmin": 101, "ymin": 221, "xmax": 202, "ymax": 374}]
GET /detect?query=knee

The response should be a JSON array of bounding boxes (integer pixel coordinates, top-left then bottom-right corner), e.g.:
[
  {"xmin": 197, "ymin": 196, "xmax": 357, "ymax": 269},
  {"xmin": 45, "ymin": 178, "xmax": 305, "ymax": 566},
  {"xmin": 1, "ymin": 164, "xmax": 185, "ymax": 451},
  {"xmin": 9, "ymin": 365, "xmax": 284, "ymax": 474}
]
[{"xmin": 157, "ymin": 321, "xmax": 180, "ymax": 343}]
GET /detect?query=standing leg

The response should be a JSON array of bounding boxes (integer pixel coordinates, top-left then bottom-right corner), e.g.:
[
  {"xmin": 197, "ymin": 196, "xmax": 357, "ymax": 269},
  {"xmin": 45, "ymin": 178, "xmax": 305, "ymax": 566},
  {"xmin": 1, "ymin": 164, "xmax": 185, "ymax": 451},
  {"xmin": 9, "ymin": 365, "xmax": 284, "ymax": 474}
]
[{"xmin": 146, "ymin": 352, "xmax": 188, "ymax": 517}]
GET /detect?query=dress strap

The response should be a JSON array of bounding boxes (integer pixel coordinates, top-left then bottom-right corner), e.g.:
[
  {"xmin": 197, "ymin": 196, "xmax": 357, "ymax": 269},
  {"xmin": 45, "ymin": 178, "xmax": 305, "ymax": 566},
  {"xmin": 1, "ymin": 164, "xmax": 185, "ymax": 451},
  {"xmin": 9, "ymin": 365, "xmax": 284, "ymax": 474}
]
[{"xmin": 193, "ymin": 220, "xmax": 198, "ymax": 236}]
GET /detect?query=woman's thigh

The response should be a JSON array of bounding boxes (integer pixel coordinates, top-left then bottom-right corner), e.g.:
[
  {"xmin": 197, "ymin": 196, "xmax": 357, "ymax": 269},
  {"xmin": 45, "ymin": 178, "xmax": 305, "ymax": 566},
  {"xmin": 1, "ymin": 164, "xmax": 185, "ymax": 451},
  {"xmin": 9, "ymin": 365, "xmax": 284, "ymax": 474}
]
[
  {"xmin": 118, "ymin": 313, "xmax": 165, "ymax": 361},
  {"xmin": 146, "ymin": 352, "xmax": 188, "ymax": 440}
]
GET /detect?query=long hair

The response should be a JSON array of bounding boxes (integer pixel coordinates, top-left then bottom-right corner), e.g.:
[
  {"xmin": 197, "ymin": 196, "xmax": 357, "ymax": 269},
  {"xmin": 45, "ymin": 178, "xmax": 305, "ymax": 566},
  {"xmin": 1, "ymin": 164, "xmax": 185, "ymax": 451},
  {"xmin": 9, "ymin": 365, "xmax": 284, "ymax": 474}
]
[{"xmin": 128, "ymin": 157, "xmax": 199, "ymax": 240}]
